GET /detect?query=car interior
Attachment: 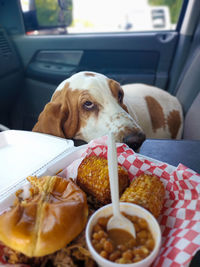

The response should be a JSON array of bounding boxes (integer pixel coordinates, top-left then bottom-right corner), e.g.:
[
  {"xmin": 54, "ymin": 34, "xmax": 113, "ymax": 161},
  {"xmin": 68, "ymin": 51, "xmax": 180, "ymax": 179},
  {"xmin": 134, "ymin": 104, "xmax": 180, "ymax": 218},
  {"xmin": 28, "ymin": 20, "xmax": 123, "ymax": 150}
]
[
  {"xmin": 0, "ymin": 0, "xmax": 200, "ymax": 173},
  {"xmin": 0, "ymin": 0, "xmax": 199, "ymax": 265}
]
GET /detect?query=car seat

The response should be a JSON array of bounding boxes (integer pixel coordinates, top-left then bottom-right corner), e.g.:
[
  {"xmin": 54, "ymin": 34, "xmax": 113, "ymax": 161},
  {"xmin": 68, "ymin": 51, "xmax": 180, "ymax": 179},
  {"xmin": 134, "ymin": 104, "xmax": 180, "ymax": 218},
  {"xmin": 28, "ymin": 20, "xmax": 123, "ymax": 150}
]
[{"xmin": 174, "ymin": 18, "xmax": 200, "ymax": 140}]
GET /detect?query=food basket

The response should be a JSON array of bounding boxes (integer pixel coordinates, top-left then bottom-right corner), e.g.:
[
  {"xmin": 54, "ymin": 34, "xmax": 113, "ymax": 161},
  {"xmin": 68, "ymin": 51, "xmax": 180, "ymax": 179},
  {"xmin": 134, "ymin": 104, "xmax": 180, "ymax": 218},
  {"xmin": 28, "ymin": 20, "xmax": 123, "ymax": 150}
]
[{"xmin": 0, "ymin": 131, "xmax": 199, "ymax": 267}]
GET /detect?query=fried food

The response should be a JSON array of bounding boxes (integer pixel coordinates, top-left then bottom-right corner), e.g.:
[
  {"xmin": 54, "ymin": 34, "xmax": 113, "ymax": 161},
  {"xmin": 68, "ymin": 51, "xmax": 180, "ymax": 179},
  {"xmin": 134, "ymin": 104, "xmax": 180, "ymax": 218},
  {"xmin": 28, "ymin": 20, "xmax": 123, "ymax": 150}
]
[
  {"xmin": 77, "ymin": 156, "xmax": 130, "ymax": 205},
  {"xmin": 120, "ymin": 174, "xmax": 165, "ymax": 218},
  {"xmin": 0, "ymin": 176, "xmax": 88, "ymax": 257}
]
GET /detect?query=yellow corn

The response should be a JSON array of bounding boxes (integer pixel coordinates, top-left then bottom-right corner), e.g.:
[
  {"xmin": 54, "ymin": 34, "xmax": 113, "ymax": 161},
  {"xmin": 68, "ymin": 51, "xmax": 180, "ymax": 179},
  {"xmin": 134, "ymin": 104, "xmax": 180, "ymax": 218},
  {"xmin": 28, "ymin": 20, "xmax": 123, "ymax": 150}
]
[
  {"xmin": 120, "ymin": 174, "xmax": 165, "ymax": 218},
  {"xmin": 77, "ymin": 156, "xmax": 130, "ymax": 205}
]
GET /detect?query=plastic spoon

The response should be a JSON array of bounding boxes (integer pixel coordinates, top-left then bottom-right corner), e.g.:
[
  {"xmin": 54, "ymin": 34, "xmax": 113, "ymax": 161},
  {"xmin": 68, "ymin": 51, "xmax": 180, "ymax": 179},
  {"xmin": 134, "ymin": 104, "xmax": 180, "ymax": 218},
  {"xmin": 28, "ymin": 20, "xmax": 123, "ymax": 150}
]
[{"xmin": 107, "ymin": 132, "xmax": 136, "ymax": 238}]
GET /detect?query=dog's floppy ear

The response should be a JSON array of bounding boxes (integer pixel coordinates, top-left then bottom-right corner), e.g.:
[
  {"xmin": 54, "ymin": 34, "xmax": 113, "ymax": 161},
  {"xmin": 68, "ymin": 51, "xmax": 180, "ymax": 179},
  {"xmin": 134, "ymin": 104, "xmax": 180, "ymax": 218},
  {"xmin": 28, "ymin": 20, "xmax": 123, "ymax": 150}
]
[
  {"xmin": 33, "ymin": 84, "xmax": 80, "ymax": 139},
  {"xmin": 108, "ymin": 79, "xmax": 129, "ymax": 113}
]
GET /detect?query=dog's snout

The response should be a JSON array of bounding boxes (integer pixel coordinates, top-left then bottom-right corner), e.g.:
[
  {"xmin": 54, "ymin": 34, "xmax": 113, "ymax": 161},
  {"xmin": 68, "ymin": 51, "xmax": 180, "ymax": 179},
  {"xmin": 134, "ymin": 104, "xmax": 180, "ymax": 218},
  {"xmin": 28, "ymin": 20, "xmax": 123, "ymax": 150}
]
[{"xmin": 123, "ymin": 131, "xmax": 146, "ymax": 151}]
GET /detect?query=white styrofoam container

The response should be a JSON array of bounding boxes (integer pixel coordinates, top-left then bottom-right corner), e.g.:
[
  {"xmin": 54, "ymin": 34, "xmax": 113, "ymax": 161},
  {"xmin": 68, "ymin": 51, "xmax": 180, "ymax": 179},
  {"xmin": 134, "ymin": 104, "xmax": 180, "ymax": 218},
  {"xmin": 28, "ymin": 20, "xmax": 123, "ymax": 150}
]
[{"xmin": 0, "ymin": 130, "xmax": 87, "ymax": 207}]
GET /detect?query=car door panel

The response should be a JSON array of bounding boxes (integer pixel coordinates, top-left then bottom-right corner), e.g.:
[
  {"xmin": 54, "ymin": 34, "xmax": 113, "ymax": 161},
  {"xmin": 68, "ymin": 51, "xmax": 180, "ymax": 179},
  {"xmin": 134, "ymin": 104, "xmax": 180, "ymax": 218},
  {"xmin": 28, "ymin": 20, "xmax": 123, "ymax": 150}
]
[{"xmin": 13, "ymin": 31, "xmax": 178, "ymax": 88}]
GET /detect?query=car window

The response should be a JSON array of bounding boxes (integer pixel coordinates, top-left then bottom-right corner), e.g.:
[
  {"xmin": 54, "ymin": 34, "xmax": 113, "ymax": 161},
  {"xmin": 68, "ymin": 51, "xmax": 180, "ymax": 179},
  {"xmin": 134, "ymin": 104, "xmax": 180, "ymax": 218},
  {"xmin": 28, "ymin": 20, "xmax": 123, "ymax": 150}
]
[{"xmin": 20, "ymin": 0, "xmax": 184, "ymax": 35}]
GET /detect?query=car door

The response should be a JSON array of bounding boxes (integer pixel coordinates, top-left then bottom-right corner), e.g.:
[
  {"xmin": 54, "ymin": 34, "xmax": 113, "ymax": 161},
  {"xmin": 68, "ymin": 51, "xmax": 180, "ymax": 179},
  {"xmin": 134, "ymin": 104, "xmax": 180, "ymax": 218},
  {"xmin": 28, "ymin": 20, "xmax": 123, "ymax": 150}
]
[{"xmin": 0, "ymin": 0, "xmax": 189, "ymax": 131}]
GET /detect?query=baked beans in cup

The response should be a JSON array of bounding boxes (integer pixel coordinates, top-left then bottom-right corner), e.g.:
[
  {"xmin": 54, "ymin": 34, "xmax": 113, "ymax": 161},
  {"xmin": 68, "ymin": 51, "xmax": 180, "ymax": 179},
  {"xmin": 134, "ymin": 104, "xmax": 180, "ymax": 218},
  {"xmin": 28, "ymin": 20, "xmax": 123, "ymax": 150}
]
[{"xmin": 86, "ymin": 203, "xmax": 161, "ymax": 267}]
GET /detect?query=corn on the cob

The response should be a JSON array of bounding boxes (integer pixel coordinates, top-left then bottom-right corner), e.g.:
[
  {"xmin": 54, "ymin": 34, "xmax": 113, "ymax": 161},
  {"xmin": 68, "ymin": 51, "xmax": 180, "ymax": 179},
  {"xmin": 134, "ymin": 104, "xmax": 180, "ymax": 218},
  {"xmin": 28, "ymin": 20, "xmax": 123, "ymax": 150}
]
[
  {"xmin": 120, "ymin": 174, "xmax": 165, "ymax": 218},
  {"xmin": 77, "ymin": 156, "xmax": 130, "ymax": 204}
]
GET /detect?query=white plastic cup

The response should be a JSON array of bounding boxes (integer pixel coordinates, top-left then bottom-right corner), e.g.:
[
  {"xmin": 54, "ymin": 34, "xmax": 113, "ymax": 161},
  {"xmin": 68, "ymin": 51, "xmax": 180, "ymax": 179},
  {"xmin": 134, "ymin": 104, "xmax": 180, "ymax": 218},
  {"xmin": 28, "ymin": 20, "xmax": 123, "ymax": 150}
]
[{"xmin": 86, "ymin": 202, "xmax": 161, "ymax": 267}]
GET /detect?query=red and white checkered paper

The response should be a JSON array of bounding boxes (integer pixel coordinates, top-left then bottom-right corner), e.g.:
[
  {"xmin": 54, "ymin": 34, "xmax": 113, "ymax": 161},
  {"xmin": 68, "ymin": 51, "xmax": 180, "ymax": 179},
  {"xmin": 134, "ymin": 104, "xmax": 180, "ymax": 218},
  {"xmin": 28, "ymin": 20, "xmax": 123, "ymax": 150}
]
[
  {"xmin": 0, "ymin": 136, "xmax": 199, "ymax": 266},
  {"xmin": 61, "ymin": 136, "xmax": 200, "ymax": 267}
]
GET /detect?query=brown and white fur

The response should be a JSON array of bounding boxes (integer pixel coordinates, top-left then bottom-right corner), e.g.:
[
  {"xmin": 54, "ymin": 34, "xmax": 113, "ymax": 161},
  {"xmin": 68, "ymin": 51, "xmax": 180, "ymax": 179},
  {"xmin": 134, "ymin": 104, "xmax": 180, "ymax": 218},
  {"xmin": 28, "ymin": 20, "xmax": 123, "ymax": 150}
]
[{"xmin": 33, "ymin": 71, "xmax": 183, "ymax": 150}]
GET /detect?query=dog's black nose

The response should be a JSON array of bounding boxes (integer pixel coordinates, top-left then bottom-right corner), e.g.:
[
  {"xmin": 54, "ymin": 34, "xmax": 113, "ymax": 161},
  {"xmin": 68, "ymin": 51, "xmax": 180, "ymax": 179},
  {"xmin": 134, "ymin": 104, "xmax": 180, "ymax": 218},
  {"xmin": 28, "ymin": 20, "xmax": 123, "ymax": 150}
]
[
  {"xmin": 123, "ymin": 131, "xmax": 146, "ymax": 151},
  {"xmin": 73, "ymin": 139, "xmax": 88, "ymax": 146}
]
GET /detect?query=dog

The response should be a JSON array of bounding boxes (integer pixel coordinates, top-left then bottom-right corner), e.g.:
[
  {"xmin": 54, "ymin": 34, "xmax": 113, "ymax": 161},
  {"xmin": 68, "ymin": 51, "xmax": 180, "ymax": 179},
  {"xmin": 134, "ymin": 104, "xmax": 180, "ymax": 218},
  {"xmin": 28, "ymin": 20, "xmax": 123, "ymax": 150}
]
[{"xmin": 33, "ymin": 71, "xmax": 183, "ymax": 150}]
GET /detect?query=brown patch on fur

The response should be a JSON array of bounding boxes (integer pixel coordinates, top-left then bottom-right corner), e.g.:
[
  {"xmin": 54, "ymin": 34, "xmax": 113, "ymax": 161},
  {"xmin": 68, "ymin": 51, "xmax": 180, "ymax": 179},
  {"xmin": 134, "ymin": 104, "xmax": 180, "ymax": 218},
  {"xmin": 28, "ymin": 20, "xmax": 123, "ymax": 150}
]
[
  {"xmin": 145, "ymin": 96, "xmax": 165, "ymax": 132},
  {"xmin": 167, "ymin": 110, "xmax": 181, "ymax": 139},
  {"xmin": 84, "ymin": 72, "xmax": 95, "ymax": 77},
  {"xmin": 108, "ymin": 79, "xmax": 129, "ymax": 113},
  {"xmin": 33, "ymin": 83, "xmax": 82, "ymax": 139},
  {"xmin": 108, "ymin": 79, "xmax": 121, "ymax": 99}
]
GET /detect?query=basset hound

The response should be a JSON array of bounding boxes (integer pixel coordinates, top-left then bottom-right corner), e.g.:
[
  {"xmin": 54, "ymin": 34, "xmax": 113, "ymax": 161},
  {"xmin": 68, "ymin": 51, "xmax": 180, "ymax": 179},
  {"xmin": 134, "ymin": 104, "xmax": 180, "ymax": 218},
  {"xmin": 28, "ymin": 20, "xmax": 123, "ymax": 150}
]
[{"xmin": 33, "ymin": 71, "xmax": 183, "ymax": 150}]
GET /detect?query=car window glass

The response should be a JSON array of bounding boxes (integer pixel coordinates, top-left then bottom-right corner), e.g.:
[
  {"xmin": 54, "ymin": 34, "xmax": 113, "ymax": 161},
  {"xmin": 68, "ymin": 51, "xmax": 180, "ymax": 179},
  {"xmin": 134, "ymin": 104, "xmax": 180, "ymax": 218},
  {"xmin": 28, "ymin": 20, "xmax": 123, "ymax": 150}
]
[{"xmin": 20, "ymin": 0, "xmax": 184, "ymax": 35}]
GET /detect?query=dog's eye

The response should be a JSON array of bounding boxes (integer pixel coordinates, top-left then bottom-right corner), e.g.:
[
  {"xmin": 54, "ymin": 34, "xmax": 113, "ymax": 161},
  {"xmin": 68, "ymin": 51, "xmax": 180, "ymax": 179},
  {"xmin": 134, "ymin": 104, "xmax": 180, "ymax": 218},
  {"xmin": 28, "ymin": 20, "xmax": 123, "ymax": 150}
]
[
  {"xmin": 83, "ymin": 101, "xmax": 95, "ymax": 110},
  {"xmin": 118, "ymin": 90, "xmax": 123, "ymax": 103}
]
